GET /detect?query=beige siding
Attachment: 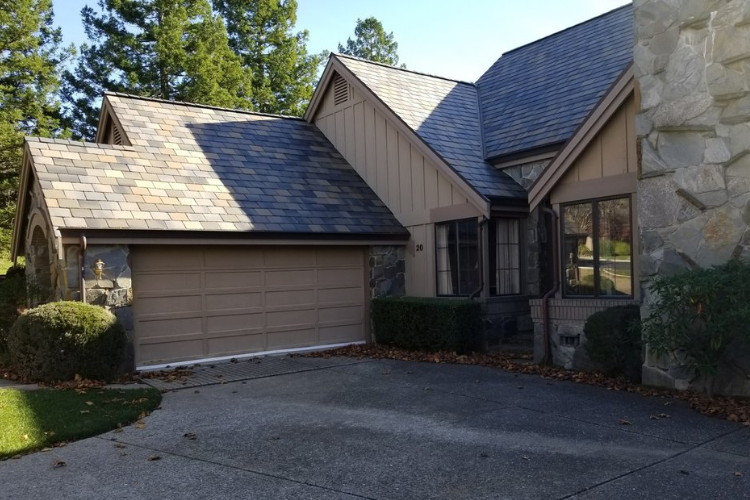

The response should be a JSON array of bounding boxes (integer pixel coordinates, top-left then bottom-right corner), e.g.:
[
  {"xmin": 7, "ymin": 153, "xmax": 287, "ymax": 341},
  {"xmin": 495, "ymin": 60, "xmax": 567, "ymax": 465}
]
[
  {"xmin": 559, "ymin": 96, "xmax": 637, "ymax": 186},
  {"xmin": 313, "ymin": 77, "xmax": 481, "ymax": 297}
]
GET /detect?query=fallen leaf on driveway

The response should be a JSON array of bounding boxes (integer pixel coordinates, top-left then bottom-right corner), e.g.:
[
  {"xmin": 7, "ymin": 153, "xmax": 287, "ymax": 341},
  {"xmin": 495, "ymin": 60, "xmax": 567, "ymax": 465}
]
[
  {"xmin": 618, "ymin": 419, "xmax": 631, "ymax": 425},
  {"xmin": 40, "ymin": 448, "xmax": 53, "ymax": 453},
  {"xmin": 680, "ymin": 469, "xmax": 690, "ymax": 475},
  {"xmin": 148, "ymin": 455, "xmax": 161, "ymax": 461},
  {"xmin": 479, "ymin": 452, "xmax": 489, "ymax": 458},
  {"xmin": 135, "ymin": 421, "xmax": 146, "ymax": 429},
  {"xmin": 521, "ymin": 456, "xmax": 530, "ymax": 461},
  {"xmin": 53, "ymin": 460, "xmax": 66, "ymax": 468},
  {"xmin": 114, "ymin": 443, "xmax": 127, "ymax": 449},
  {"xmin": 734, "ymin": 472, "xmax": 743, "ymax": 477},
  {"xmin": 183, "ymin": 432, "xmax": 197, "ymax": 440}
]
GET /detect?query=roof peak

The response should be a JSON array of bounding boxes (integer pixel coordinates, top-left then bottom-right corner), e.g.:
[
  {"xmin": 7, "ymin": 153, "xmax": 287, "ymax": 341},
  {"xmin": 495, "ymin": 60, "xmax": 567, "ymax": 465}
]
[
  {"xmin": 102, "ymin": 91, "xmax": 306, "ymax": 121},
  {"xmin": 332, "ymin": 53, "xmax": 475, "ymax": 86},
  {"xmin": 500, "ymin": 4, "xmax": 631, "ymax": 58}
]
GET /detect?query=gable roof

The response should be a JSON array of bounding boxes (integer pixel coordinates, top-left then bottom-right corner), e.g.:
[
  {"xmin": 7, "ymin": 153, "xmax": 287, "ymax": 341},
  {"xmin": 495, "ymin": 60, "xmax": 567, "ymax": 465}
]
[
  {"xmin": 323, "ymin": 54, "xmax": 527, "ymax": 202},
  {"xmin": 20, "ymin": 95, "xmax": 408, "ymax": 238},
  {"xmin": 477, "ymin": 4, "xmax": 633, "ymax": 161},
  {"xmin": 528, "ymin": 66, "xmax": 634, "ymax": 210}
]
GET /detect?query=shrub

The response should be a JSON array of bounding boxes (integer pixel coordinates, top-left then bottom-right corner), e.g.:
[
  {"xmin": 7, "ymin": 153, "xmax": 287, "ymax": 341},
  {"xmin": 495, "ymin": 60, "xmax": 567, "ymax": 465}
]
[
  {"xmin": 642, "ymin": 260, "xmax": 750, "ymax": 379},
  {"xmin": 584, "ymin": 305, "xmax": 642, "ymax": 381},
  {"xmin": 613, "ymin": 241, "xmax": 631, "ymax": 257},
  {"xmin": 0, "ymin": 265, "xmax": 30, "ymax": 355},
  {"xmin": 7, "ymin": 301, "xmax": 126, "ymax": 382},
  {"xmin": 371, "ymin": 297, "xmax": 482, "ymax": 353}
]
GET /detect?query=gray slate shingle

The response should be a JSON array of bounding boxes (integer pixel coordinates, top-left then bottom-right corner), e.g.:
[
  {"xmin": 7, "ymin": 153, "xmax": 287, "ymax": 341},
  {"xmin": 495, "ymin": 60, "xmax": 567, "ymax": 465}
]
[
  {"xmin": 26, "ymin": 95, "xmax": 408, "ymax": 237},
  {"xmin": 477, "ymin": 5, "xmax": 633, "ymax": 160},
  {"xmin": 335, "ymin": 55, "xmax": 526, "ymax": 201}
]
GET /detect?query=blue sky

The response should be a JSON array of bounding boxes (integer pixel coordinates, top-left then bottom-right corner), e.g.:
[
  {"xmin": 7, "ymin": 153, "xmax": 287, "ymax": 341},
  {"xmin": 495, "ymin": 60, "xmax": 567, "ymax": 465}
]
[{"xmin": 53, "ymin": 0, "xmax": 628, "ymax": 81}]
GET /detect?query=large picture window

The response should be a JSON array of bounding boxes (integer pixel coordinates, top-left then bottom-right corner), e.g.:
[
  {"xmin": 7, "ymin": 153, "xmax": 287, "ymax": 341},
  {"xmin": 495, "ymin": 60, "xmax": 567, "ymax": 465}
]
[
  {"xmin": 563, "ymin": 197, "xmax": 632, "ymax": 297},
  {"xmin": 494, "ymin": 219, "xmax": 521, "ymax": 295},
  {"xmin": 436, "ymin": 219, "xmax": 479, "ymax": 296}
]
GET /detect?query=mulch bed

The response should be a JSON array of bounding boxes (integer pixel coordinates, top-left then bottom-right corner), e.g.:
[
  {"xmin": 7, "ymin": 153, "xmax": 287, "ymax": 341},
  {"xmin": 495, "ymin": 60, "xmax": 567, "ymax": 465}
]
[{"xmin": 304, "ymin": 344, "xmax": 750, "ymax": 426}]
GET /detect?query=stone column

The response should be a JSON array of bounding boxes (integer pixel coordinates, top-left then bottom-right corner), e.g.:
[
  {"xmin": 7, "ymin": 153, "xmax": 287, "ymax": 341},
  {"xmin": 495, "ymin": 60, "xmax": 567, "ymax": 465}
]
[
  {"xmin": 368, "ymin": 246, "xmax": 406, "ymax": 298},
  {"xmin": 635, "ymin": 0, "xmax": 750, "ymax": 393}
]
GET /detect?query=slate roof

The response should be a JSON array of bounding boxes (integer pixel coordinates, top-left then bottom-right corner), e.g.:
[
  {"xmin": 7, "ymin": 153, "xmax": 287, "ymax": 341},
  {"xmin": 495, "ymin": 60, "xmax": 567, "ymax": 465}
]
[
  {"xmin": 334, "ymin": 55, "xmax": 526, "ymax": 201},
  {"xmin": 477, "ymin": 5, "xmax": 633, "ymax": 160},
  {"xmin": 24, "ymin": 97, "xmax": 408, "ymax": 237}
]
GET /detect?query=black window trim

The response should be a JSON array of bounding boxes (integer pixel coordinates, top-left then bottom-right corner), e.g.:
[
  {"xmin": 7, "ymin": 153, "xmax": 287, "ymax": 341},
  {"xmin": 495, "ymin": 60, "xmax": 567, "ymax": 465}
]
[
  {"xmin": 560, "ymin": 194, "xmax": 634, "ymax": 299},
  {"xmin": 434, "ymin": 218, "xmax": 480, "ymax": 298}
]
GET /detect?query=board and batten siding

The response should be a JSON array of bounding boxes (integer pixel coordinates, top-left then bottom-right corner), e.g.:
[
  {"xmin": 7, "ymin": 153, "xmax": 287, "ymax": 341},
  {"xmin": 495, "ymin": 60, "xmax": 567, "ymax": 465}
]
[{"xmin": 313, "ymin": 81, "xmax": 482, "ymax": 297}]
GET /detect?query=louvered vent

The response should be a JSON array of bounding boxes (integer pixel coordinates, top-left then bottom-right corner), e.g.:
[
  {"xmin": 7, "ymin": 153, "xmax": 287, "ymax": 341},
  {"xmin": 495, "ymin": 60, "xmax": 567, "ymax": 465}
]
[
  {"xmin": 333, "ymin": 74, "xmax": 350, "ymax": 106},
  {"xmin": 111, "ymin": 125, "xmax": 123, "ymax": 145}
]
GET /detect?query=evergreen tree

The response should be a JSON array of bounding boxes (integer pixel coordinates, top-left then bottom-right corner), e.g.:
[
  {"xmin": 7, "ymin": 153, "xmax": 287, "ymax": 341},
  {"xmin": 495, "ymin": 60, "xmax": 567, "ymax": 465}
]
[
  {"xmin": 0, "ymin": 0, "xmax": 71, "ymax": 259},
  {"xmin": 213, "ymin": 0, "xmax": 319, "ymax": 116},
  {"xmin": 62, "ymin": 0, "xmax": 252, "ymax": 140},
  {"xmin": 338, "ymin": 17, "xmax": 403, "ymax": 67}
]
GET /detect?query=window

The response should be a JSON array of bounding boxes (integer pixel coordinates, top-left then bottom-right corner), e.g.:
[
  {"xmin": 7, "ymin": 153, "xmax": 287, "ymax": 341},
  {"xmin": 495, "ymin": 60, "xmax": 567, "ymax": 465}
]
[
  {"xmin": 494, "ymin": 219, "xmax": 521, "ymax": 295},
  {"xmin": 436, "ymin": 219, "xmax": 479, "ymax": 296},
  {"xmin": 563, "ymin": 197, "xmax": 632, "ymax": 297}
]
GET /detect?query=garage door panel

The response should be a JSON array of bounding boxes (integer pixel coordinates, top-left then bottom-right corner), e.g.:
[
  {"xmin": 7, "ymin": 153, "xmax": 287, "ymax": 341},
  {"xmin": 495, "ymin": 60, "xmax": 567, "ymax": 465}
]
[
  {"xmin": 316, "ymin": 248, "xmax": 362, "ymax": 266},
  {"xmin": 205, "ymin": 292, "xmax": 262, "ymax": 311},
  {"xmin": 207, "ymin": 312, "xmax": 264, "ymax": 334},
  {"xmin": 136, "ymin": 273, "xmax": 202, "ymax": 293},
  {"xmin": 318, "ymin": 287, "xmax": 363, "ymax": 305},
  {"xmin": 137, "ymin": 317, "xmax": 203, "ymax": 338},
  {"xmin": 320, "ymin": 324, "xmax": 364, "ymax": 343},
  {"xmin": 265, "ymin": 248, "xmax": 315, "ymax": 267},
  {"xmin": 207, "ymin": 332, "xmax": 265, "ymax": 356},
  {"xmin": 134, "ymin": 247, "xmax": 203, "ymax": 270},
  {"xmin": 267, "ymin": 329, "xmax": 317, "ymax": 349},
  {"xmin": 203, "ymin": 248, "xmax": 264, "ymax": 269},
  {"xmin": 266, "ymin": 308, "xmax": 317, "ymax": 328},
  {"xmin": 319, "ymin": 305, "xmax": 362, "ymax": 323},
  {"xmin": 204, "ymin": 271, "xmax": 262, "ymax": 289},
  {"xmin": 317, "ymin": 268, "xmax": 362, "ymax": 286},
  {"xmin": 136, "ymin": 295, "xmax": 202, "ymax": 316},
  {"xmin": 139, "ymin": 339, "xmax": 205, "ymax": 365},
  {"xmin": 266, "ymin": 289, "xmax": 315, "ymax": 308},
  {"xmin": 133, "ymin": 245, "xmax": 367, "ymax": 366},
  {"xmin": 265, "ymin": 269, "xmax": 315, "ymax": 287}
]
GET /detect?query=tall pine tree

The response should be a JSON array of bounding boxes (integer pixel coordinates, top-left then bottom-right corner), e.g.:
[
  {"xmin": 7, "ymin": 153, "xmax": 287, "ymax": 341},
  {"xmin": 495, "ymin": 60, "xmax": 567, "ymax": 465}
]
[
  {"xmin": 62, "ymin": 0, "xmax": 252, "ymax": 140},
  {"xmin": 0, "ymin": 0, "xmax": 71, "ymax": 260},
  {"xmin": 338, "ymin": 17, "xmax": 404, "ymax": 67},
  {"xmin": 213, "ymin": 0, "xmax": 319, "ymax": 116}
]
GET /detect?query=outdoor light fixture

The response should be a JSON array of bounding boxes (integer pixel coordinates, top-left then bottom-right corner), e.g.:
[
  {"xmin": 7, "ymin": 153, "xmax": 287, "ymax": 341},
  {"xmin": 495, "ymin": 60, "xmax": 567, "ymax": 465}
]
[{"xmin": 93, "ymin": 259, "xmax": 105, "ymax": 280}]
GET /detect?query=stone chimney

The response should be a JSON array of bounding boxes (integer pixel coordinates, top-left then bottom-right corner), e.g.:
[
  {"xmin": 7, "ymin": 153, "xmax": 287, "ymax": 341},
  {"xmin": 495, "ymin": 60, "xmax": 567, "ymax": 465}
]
[{"xmin": 635, "ymin": 0, "xmax": 750, "ymax": 394}]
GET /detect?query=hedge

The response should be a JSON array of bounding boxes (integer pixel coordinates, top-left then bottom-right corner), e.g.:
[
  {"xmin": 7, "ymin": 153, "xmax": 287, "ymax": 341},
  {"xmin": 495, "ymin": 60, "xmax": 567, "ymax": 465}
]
[
  {"xmin": 584, "ymin": 305, "xmax": 642, "ymax": 382},
  {"xmin": 371, "ymin": 297, "xmax": 483, "ymax": 353},
  {"xmin": 7, "ymin": 301, "xmax": 126, "ymax": 382}
]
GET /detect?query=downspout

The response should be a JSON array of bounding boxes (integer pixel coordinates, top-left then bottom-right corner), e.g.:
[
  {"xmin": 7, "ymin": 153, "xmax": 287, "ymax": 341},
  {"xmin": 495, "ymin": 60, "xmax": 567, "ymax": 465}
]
[
  {"xmin": 540, "ymin": 207, "xmax": 559, "ymax": 365},
  {"xmin": 469, "ymin": 217, "xmax": 489, "ymax": 300},
  {"xmin": 79, "ymin": 235, "xmax": 87, "ymax": 303}
]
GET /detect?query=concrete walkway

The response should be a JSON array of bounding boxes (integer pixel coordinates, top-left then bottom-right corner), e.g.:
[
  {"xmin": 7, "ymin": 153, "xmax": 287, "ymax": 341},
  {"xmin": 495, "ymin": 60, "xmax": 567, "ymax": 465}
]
[{"xmin": 2, "ymin": 358, "xmax": 749, "ymax": 499}]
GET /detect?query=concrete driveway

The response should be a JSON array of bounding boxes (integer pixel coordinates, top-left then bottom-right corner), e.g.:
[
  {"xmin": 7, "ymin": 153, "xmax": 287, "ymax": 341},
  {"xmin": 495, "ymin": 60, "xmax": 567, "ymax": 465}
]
[{"xmin": 2, "ymin": 357, "xmax": 749, "ymax": 499}]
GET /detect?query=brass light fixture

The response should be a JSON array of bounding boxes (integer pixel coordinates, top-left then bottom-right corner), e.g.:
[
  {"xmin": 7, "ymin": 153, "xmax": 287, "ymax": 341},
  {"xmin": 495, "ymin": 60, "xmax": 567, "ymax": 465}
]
[{"xmin": 93, "ymin": 259, "xmax": 105, "ymax": 280}]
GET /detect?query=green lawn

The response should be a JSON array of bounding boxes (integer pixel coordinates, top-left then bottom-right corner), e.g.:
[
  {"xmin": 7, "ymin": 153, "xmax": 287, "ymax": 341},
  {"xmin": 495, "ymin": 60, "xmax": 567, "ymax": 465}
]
[{"xmin": 0, "ymin": 387, "xmax": 161, "ymax": 459}]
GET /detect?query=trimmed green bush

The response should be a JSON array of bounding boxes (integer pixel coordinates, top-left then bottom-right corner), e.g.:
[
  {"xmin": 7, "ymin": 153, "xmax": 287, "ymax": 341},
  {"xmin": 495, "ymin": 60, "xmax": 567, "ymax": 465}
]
[
  {"xmin": 7, "ymin": 301, "xmax": 126, "ymax": 382},
  {"xmin": 584, "ymin": 305, "xmax": 642, "ymax": 382},
  {"xmin": 643, "ymin": 260, "xmax": 750, "ymax": 379},
  {"xmin": 371, "ymin": 297, "xmax": 483, "ymax": 353}
]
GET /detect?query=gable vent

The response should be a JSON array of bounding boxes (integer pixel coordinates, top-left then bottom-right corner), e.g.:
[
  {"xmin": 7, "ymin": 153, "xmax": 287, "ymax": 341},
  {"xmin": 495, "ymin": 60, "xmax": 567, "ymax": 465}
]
[
  {"xmin": 111, "ymin": 125, "xmax": 123, "ymax": 146},
  {"xmin": 333, "ymin": 74, "xmax": 350, "ymax": 106}
]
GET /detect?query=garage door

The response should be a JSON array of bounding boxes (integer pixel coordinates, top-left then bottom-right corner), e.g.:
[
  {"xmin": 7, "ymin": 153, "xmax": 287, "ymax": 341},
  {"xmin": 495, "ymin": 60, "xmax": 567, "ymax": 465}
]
[{"xmin": 131, "ymin": 246, "xmax": 367, "ymax": 367}]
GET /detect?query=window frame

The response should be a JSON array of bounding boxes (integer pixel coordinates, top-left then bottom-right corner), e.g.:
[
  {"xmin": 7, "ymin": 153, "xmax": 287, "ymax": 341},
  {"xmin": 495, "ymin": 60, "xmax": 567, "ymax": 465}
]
[
  {"xmin": 490, "ymin": 218, "xmax": 523, "ymax": 297},
  {"xmin": 434, "ymin": 218, "xmax": 480, "ymax": 298},
  {"xmin": 560, "ymin": 194, "xmax": 634, "ymax": 299}
]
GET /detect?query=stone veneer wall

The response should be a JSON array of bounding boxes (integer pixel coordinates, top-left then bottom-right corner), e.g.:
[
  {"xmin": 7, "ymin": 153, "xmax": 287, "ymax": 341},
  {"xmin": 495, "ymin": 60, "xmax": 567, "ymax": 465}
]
[
  {"xmin": 635, "ymin": 0, "xmax": 750, "ymax": 395},
  {"xmin": 368, "ymin": 246, "xmax": 406, "ymax": 298},
  {"xmin": 530, "ymin": 298, "xmax": 639, "ymax": 369}
]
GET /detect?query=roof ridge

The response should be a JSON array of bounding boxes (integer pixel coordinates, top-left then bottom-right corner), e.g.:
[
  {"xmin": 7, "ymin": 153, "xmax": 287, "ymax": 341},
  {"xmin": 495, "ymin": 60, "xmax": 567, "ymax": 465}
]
[
  {"xmin": 499, "ymin": 4, "xmax": 631, "ymax": 58},
  {"xmin": 333, "ymin": 53, "xmax": 475, "ymax": 86},
  {"xmin": 103, "ymin": 91, "xmax": 306, "ymax": 120}
]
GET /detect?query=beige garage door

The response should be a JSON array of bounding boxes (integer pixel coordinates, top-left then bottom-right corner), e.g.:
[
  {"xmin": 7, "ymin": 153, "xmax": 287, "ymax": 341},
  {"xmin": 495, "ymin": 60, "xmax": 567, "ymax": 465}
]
[{"xmin": 131, "ymin": 246, "xmax": 367, "ymax": 367}]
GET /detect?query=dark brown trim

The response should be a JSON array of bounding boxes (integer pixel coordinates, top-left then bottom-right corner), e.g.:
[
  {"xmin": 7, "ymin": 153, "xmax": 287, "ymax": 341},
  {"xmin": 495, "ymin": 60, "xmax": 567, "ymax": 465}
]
[{"xmin": 58, "ymin": 228, "xmax": 410, "ymax": 243}]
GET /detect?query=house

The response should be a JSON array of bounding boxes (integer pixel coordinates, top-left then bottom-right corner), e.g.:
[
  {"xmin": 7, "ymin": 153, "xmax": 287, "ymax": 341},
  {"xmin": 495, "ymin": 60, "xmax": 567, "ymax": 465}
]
[{"xmin": 13, "ymin": 0, "xmax": 750, "ymax": 395}]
